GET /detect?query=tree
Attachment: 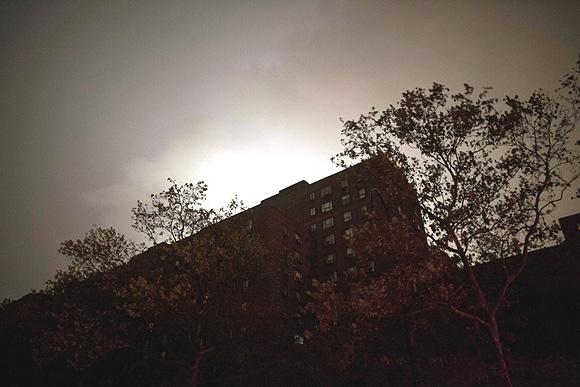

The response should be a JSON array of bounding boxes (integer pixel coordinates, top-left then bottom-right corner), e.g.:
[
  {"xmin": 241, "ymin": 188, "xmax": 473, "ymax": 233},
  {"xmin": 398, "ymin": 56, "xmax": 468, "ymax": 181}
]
[
  {"xmin": 56, "ymin": 226, "xmax": 144, "ymax": 280},
  {"xmin": 32, "ymin": 226, "xmax": 142, "ymax": 382},
  {"xmin": 131, "ymin": 178, "xmax": 243, "ymax": 244},
  {"xmin": 306, "ymin": 217, "xmax": 470, "ymax": 385},
  {"xmin": 335, "ymin": 58, "xmax": 580, "ymax": 386},
  {"xmin": 126, "ymin": 178, "xmax": 268, "ymax": 387},
  {"xmin": 35, "ymin": 179, "xmax": 265, "ymax": 386}
]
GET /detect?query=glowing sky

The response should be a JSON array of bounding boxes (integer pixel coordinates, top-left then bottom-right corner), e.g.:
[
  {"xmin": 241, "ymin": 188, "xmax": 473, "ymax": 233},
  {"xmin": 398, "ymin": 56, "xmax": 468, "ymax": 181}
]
[{"xmin": 2, "ymin": 0, "xmax": 579, "ymax": 299}]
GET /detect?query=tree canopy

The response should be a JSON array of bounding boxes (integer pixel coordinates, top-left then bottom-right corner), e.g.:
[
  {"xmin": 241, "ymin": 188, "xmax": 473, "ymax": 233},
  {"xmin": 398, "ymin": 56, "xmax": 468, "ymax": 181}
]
[
  {"xmin": 57, "ymin": 226, "xmax": 144, "ymax": 280},
  {"xmin": 332, "ymin": 58, "xmax": 580, "ymax": 386}
]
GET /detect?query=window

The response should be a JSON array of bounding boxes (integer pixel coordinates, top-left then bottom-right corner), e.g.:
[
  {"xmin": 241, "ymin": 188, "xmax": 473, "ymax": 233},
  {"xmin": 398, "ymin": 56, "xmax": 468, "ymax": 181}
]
[
  {"xmin": 340, "ymin": 180, "xmax": 349, "ymax": 189},
  {"xmin": 343, "ymin": 210, "xmax": 352, "ymax": 223},
  {"xmin": 321, "ymin": 201, "xmax": 333, "ymax": 213},
  {"xmin": 294, "ymin": 335, "xmax": 305, "ymax": 345},
  {"xmin": 310, "ymin": 207, "xmax": 316, "ymax": 216},
  {"xmin": 341, "ymin": 194, "xmax": 351, "ymax": 205},
  {"xmin": 358, "ymin": 188, "xmax": 366, "ymax": 199},
  {"xmin": 309, "ymin": 192, "xmax": 316, "ymax": 200},
  {"xmin": 324, "ymin": 233, "xmax": 335, "ymax": 246},
  {"xmin": 361, "ymin": 205, "xmax": 368, "ymax": 216},
  {"xmin": 294, "ymin": 233, "xmax": 302, "ymax": 245},
  {"xmin": 296, "ymin": 292, "xmax": 302, "ymax": 303},
  {"xmin": 346, "ymin": 266, "xmax": 358, "ymax": 278},
  {"xmin": 320, "ymin": 185, "xmax": 332, "ymax": 197},
  {"xmin": 326, "ymin": 254, "xmax": 336, "ymax": 264},
  {"xmin": 344, "ymin": 227, "xmax": 353, "ymax": 240},
  {"xmin": 368, "ymin": 261, "xmax": 376, "ymax": 273},
  {"xmin": 290, "ymin": 251, "xmax": 302, "ymax": 262},
  {"xmin": 329, "ymin": 271, "xmax": 338, "ymax": 283},
  {"xmin": 246, "ymin": 219, "xmax": 253, "ymax": 231},
  {"xmin": 242, "ymin": 279, "xmax": 249, "ymax": 291},
  {"xmin": 346, "ymin": 247, "xmax": 355, "ymax": 257},
  {"xmin": 283, "ymin": 226, "xmax": 289, "ymax": 236},
  {"xmin": 294, "ymin": 271, "xmax": 303, "ymax": 282},
  {"xmin": 310, "ymin": 223, "xmax": 317, "ymax": 233},
  {"xmin": 241, "ymin": 302, "xmax": 248, "ymax": 312},
  {"xmin": 322, "ymin": 217, "xmax": 334, "ymax": 229}
]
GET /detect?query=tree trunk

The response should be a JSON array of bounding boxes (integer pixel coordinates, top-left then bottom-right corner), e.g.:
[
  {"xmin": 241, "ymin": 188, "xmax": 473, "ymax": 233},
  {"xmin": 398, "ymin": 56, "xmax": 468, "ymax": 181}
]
[
  {"xmin": 190, "ymin": 351, "xmax": 202, "ymax": 387},
  {"xmin": 488, "ymin": 313, "xmax": 512, "ymax": 387},
  {"xmin": 190, "ymin": 317, "xmax": 204, "ymax": 387}
]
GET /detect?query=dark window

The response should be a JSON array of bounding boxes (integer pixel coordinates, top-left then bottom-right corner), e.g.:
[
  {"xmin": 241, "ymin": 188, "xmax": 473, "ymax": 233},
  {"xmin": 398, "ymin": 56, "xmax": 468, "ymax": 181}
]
[
  {"xmin": 343, "ymin": 210, "xmax": 352, "ymax": 223},
  {"xmin": 324, "ymin": 233, "xmax": 335, "ymax": 246},
  {"xmin": 321, "ymin": 186, "xmax": 332, "ymax": 197},
  {"xmin": 322, "ymin": 217, "xmax": 334, "ymax": 229}
]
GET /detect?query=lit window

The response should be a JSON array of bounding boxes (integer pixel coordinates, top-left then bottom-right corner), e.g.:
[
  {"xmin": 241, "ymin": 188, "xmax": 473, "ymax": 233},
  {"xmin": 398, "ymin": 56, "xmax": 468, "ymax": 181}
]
[
  {"xmin": 341, "ymin": 194, "xmax": 351, "ymax": 205},
  {"xmin": 346, "ymin": 247, "xmax": 355, "ymax": 257},
  {"xmin": 358, "ymin": 188, "xmax": 366, "ymax": 199},
  {"xmin": 309, "ymin": 192, "xmax": 316, "ymax": 200},
  {"xmin": 322, "ymin": 217, "xmax": 334, "ymax": 229},
  {"xmin": 310, "ymin": 207, "xmax": 316, "ymax": 216},
  {"xmin": 344, "ymin": 227, "xmax": 353, "ymax": 240},
  {"xmin": 326, "ymin": 254, "xmax": 336, "ymax": 264},
  {"xmin": 294, "ymin": 271, "xmax": 303, "ymax": 282},
  {"xmin": 340, "ymin": 180, "xmax": 349, "ymax": 189},
  {"xmin": 310, "ymin": 223, "xmax": 317, "ymax": 233},
  {"xmin": 246, "ymin": 219, "xmax": 253, "ymax": 231},
  {"xmin": 294, "ymin": 335, "xmax": 305, "ymax": 345},
  {"xmin": 343, "ymin": 211, "xmax": 352, "ymax": 223},
  {"xmin": 324, "ymin": 234, "xmax": 335, "ymax": 246},
  {"xmin": 321, "ymin": 201, "xmax": 333, "ymax": 213},
  {"xmin": 320, "ymin": 186, "xmax": 332, "ymax": 197}
]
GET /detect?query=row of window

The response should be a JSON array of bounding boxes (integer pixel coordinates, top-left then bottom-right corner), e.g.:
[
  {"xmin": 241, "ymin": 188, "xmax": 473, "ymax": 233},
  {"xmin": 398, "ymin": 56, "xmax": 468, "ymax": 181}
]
[
  {"xmin": 309, "ymin": 181, "xmax": 350, "ymax": 201},
  {"xmin": 290, "ymin": 260, "xmax": 376, "ymax": 287},
  {"xmin": 310, "ymin": 206, "xmax": 368, "ymax": 233},
  {"xmin": 320, "ymin": 210, "xmax": 350, "ymax": 230},
  {"xmin": 283, "ymin": 226, "xmax": 303, "ymax": 245},
  {"xmin": 325, "ymin": 247, "xmax": 355, "ymax": 264},
  {"xmin": 321, "ymin": 227, "xmax": 353, "ymax": 246},
  {"xmin": 309, "ymin": 188, "xmax": 366, "ymax": 217},
  {"xmin": 324, "ymin": 262, "xmax": 375, "ymax": 283}
]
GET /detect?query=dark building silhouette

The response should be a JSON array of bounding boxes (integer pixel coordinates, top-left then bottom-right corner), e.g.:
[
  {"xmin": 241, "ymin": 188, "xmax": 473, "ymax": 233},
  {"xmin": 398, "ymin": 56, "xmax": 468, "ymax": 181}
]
[{"xmin": 2, "ymin": 159, "xmax": 578, "ymax": 386}]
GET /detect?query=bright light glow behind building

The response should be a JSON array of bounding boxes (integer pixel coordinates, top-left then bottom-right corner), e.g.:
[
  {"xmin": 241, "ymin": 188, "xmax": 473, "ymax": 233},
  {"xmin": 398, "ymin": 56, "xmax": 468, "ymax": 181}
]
[{"xmin": 196, "ymin": 142, "xmax": 338, "ymax": 211}]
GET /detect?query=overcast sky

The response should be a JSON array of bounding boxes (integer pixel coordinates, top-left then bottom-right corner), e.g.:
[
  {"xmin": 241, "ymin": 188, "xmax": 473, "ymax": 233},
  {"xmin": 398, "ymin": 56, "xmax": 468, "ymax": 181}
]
[{"xmin": 1, "ymin": 0, "xmax": 579, "ymax": 300}]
